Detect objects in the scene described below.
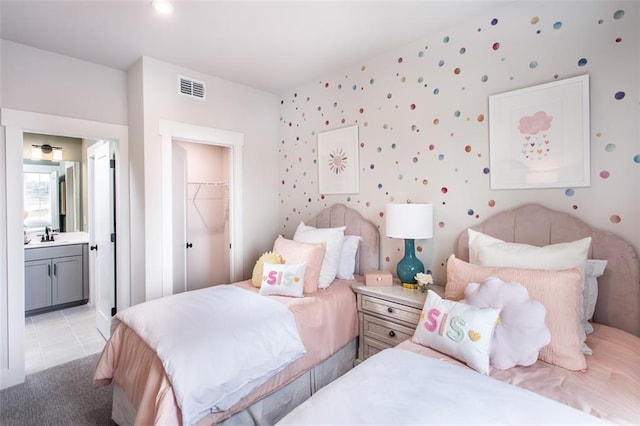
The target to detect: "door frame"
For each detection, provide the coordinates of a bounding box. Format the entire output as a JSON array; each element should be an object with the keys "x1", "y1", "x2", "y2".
[
  {"x1": 0, "y1": 108, "x2": 130, "y2": 389},
  {"x1": 159, "y1": 120, "x2": 243, "y2": 297}
]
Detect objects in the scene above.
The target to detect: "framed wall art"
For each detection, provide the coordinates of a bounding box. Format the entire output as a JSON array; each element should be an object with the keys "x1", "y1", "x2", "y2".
[
  {"x1": 488, "y1": 74, "x2": 590, "y2": 189},
  {"x1": 317, "y1": 124, "x2": 359, "y2": 194}
]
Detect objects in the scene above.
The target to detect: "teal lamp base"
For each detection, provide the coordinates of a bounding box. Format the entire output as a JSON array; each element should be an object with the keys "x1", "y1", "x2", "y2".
[{"x1": 397, "y1": 239, "x2": 425, "y2": 287}]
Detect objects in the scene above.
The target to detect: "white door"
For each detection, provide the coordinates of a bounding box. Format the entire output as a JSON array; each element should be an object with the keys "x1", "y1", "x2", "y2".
[
  {"x1": 171, "y1": 142, "x2": 188, "y2": 294},
  {"x1": 88, "y1": 141, "x2": 116, "y2": 339}
]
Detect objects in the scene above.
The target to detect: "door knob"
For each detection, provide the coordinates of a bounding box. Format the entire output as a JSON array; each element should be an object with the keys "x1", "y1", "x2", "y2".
[
  {"x1": 186, "y1": 242, "x2": 193, "y2": 249},
  {"x1": 90, "y1": 245, "x2": 98, "y2": 251}
]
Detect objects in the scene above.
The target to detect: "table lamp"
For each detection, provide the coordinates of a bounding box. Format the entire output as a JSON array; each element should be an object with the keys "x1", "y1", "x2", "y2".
[{"x1": 385, "y1": 203, "x2": 433, "y2": 288}]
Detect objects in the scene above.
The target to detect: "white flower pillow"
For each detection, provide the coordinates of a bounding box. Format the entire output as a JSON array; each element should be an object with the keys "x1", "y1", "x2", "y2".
[
  {"x1": 463, "y1": 277, "x2": 551, "y2": 370},
  {"x1": 413, "y1": 290, "x2": 500, "y2": 375},
  {"x1": 293, "y1": 222, "x2": 345, "y2": 288},
  {"x1": 259, "y1": 262, "x2": 306, "y2": 298}
]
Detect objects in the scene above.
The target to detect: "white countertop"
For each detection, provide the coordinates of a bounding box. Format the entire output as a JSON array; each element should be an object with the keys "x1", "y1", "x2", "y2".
[{"x1": 24, "y1": 231, "x2": 90, "y2": 249}]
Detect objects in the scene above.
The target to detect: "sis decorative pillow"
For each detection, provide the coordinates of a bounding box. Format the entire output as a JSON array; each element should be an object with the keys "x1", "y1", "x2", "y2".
[
  {"x1": 413, "y1": 289, "x2": 500, "y2": 375},
  {"x1": 259, "y1": 262, "x2": 306, "y2": 298},
  {"x1": 445, "y1": 255, "x2": 586, "y2": 371},
  {"x1": 463, "y1": 277, "x2": 551, "y2": 370},
  {"x1": 273, "y1": 235, "x2": 325, "y2": 294},
  {"x1": 251, "y1": 251, "x2": 284, "y2": 288},
  {"x1": 293, "y1": 222, "x2": 346, "y2": 288}
]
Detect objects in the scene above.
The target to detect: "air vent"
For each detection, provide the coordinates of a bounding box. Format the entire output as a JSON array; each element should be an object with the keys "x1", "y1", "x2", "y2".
[{"x1": 178, "y1": 75, "x2": 206, "y2": 100}]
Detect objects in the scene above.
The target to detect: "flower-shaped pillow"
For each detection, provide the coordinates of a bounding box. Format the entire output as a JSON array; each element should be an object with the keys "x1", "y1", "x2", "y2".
[{"x1": 464, "y1": 277, "x2": 551, "y2": 370}]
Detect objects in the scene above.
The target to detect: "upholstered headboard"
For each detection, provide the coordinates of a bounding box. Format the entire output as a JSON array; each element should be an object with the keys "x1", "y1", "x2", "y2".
[
  {"x1": 307, "y1": 204, "x2": 380, "y2": 275},
  {"x1": 455, "y1": 204, "x2": 640, "y2": 337}
]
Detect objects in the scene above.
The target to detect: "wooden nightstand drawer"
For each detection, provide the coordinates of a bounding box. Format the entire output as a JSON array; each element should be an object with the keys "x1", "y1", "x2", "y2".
[
  {"x1": 361, "y1": 295, "x2": 422, "y2": 327},
  {"x1": 362, "y1": 336, "x2": 389, "y2": 359},
  {"x1": 362, "y1": 313, "x2": 415, "y2": 347}
]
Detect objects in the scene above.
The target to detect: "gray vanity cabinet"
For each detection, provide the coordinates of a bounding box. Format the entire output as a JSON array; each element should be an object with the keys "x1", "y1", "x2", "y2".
[{"x1": 24, "y1": 244, "x2": 89, "y2": 314}]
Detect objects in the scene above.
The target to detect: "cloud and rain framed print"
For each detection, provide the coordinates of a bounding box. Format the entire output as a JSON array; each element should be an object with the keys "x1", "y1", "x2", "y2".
[{"x1": 488, "y1": 75, "x2": 590, "y2": 189}]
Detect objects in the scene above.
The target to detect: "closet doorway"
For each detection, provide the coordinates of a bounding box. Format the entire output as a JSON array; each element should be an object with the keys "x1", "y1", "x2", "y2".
[{"x1": 172, "y1": 140, "x2": 231, "y2": 292}]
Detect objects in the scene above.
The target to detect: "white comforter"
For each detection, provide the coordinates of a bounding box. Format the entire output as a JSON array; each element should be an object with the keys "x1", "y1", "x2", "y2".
[
  {"x1": 278, "y1": 348, "x2": 604, "y2": 425},
  {"x1": 116, "y1": 284, "x2": 306, "y2": 426}
]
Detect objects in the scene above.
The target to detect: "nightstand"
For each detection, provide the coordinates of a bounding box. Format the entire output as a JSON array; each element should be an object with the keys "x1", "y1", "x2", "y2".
[{"x1": 352, "y1": 283, "x2": 445, "y2": 362}]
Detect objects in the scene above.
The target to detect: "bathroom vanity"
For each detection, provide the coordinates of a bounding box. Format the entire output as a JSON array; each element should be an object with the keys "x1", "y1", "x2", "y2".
[{"x1": 24, "y1": 232, "x2": 89, "y2": 315}]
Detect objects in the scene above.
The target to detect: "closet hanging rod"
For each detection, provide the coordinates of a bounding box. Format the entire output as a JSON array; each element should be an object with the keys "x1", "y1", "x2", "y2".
[{"x1": 187, "y1": 181, "x2": 228, "y2": 186}]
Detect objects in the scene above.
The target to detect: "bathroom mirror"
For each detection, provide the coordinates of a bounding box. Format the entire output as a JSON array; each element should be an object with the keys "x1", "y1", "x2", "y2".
[{"x1": 23, "y1": 133, "x2": 84, "y2": 234}]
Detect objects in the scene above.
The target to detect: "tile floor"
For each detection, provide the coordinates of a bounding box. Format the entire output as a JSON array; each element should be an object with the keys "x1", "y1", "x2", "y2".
[{"x1": 24, "y1": 304, "x2": 107, "y2": 375}]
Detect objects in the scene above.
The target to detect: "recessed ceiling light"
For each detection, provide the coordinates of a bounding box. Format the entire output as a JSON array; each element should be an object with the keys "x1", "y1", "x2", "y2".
[{"x1": 152, "y1": 0, "x2": 174, "y2": 15}]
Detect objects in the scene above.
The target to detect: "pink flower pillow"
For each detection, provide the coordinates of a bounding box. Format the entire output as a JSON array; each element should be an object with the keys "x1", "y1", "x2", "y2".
[{"x1": 464, "y1": 277, "x2": 551, "y2": 370}]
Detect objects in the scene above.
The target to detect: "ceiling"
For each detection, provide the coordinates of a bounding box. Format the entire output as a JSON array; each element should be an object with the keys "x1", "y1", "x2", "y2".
[{"x1": 0, "y1": 1, "x2": 506, "y2": 94}]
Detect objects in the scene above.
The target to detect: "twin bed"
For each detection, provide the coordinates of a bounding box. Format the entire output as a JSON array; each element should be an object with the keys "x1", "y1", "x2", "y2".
[{"x1": 94, "y1": 203, "x2": 640, "y2": 425}]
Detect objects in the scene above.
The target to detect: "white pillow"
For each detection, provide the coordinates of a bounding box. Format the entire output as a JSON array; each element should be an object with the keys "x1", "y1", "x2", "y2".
[
  {"x1": 412, "y1": 289, "x2": 500, "y2": 375},
  {"x1": 584, "y1": 259, "x2": 607, "y2": 334},
  {"x1": 336, "y1": 235, "x2": 362, "y2": 280},
  {"x1": 467, "y1": 229, "x2": 592, "y2": 354},
  {"x1": 259, "y1": 262, "x2": 306, "y2": 298},
  {"x1": 293, "y1": 222, "x2": 345, "y2": 288}
]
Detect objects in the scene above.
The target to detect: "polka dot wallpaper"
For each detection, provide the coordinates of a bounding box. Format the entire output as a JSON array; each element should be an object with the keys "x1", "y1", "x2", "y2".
[{"x1": 277, "y1": 2, "x2": 639, "y2": 284}]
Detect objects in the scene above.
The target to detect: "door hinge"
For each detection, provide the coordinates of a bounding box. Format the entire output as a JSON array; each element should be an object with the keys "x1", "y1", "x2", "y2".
[
  {"x1": 111, "y1": 307, "x2": 117, "y2": 316},
  {"x1": 110, "y1": 233, "x2": 116, "y2": 243},
  {"x1": 110, "y1": 159, "x2": 116, "y2": 169}
]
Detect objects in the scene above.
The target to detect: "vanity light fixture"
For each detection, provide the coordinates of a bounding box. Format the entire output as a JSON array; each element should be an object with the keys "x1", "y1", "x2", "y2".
[
  {"x1": 152, "y1": 0, "x2": 174, "y2": 15},
  {"x1": 32, "y1": 144, "x2": 63, "y2": 162}
]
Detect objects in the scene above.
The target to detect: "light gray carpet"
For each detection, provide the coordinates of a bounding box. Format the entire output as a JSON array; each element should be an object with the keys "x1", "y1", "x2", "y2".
[{"x1": 0, "y1": 353, "x2": 114, "y2": 425}]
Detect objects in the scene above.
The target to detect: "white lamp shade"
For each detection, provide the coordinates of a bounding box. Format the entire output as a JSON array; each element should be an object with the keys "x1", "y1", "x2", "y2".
[{"x1": 385, "y1": 203, "x2": 433, "y2": 239}]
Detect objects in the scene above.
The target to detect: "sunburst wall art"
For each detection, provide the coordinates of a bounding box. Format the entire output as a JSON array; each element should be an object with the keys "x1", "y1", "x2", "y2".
[{"x1": 317, "y1": 124, "x2": 360, "y2": 194}]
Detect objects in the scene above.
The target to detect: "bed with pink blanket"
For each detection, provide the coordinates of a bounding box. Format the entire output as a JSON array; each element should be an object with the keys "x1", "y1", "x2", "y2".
[
  {"x1": 279, "y1": 204, "x2": 640, "y2": 425},
  {"x1": 93, "y1": 204, "x2": 380, "y2": 425}
]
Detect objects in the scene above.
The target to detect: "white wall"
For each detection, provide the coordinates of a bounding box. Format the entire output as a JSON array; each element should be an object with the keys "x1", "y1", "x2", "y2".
[
  {"x1": 1, "y1": 40, "x2": 128, "y2": 124},
  {"x1": 131, "y1": 57, "x2": 280, "y2": 301}
]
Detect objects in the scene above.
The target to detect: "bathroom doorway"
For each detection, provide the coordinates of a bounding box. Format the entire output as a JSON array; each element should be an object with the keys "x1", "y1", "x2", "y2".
[{"x1": 172, "y1": 140, "x2": 231, "y2": 292}]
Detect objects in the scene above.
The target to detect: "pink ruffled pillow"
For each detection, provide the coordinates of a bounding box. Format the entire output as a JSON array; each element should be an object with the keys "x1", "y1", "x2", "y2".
[{"x1": 464, "y1": 277, "x2": 551, "y2": 370}]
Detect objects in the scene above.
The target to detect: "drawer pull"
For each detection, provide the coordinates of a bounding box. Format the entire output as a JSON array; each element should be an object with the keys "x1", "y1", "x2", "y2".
[
  {"x1": 388, "y1": 330, "x2": 396, "y2": 337},
  {"x1": 387, "y1": 307, "x2": 393, "y2": 313}
]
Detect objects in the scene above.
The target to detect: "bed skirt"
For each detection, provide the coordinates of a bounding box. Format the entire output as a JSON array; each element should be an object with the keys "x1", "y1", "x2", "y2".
[{"x1": 111, "y1": 338, "x2": 358, "y2": 425}]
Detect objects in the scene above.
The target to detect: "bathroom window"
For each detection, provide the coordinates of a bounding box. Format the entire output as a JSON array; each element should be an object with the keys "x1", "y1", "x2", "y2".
[{"x1": 23, "y1": 165, "x2": 59, "y2": 232}]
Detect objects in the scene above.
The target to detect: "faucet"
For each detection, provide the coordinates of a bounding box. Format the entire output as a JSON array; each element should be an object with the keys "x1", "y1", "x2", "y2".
[{"x1": 40, "y1": 226, "x2": 55, "y2": 242}]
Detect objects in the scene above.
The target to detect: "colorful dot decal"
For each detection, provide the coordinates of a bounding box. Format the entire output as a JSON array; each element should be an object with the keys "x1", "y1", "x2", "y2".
[{"x1": 277, "y1": 5, "x2": 636, "y2": 273}]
